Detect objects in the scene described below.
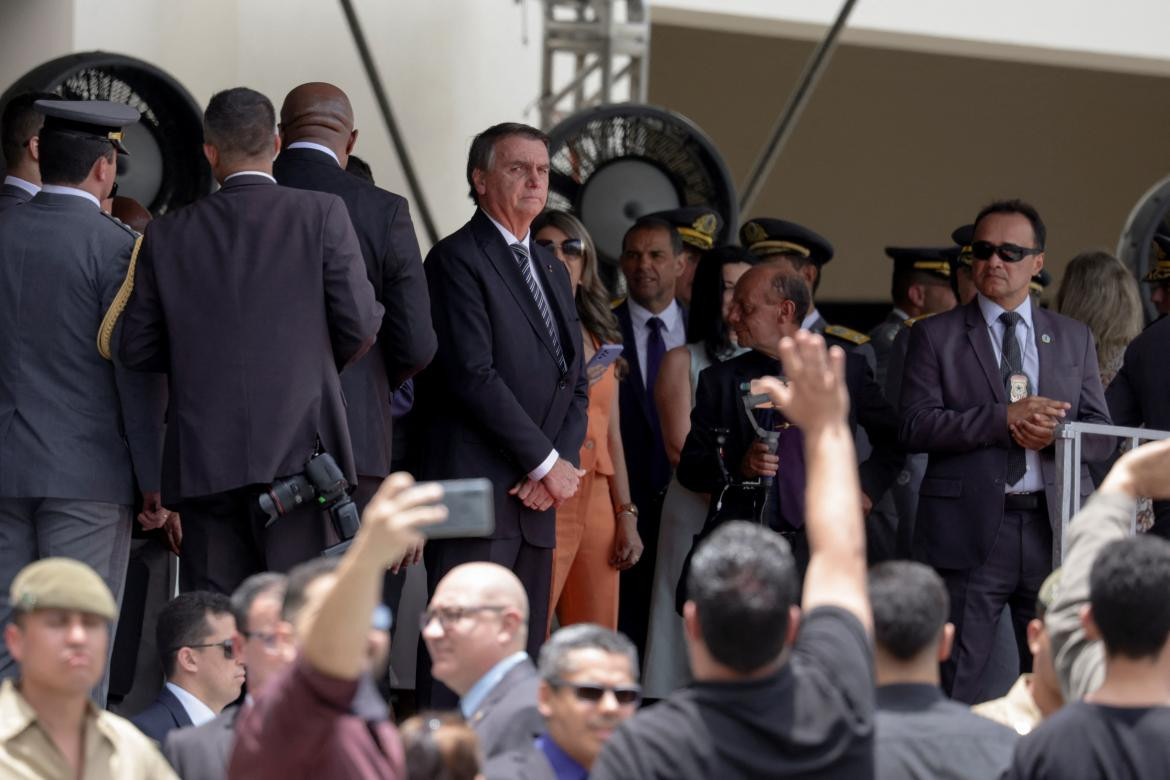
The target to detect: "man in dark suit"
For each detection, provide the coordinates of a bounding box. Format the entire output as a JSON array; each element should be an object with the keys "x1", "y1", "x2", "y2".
[
  {"x1": 900, "y1": 199, "x2": 1112, "y2": 703},
  {"x1": 0, "y1": 99, "x2": 166, "y2": 705},
  {"x1": 0, "y1": 92, "x2": 54, "y2": 213},
  {"x1": 273, "y1": 82, "x2": 436, "y2": 607},
  {"x1": 131, "y1": 592, "x2": 243, "y2": 744},
  {"x1": 116, "y1": 87, "x2": 382, "y2": 595},
  {"x1": 612, "y1": 216, "x2": 688, "y2": 656},
  {"x1": 678, "y1": 265, "x2": 901, "y2": 575},
  {"x1": 1107, "y1": 314, "x2": 1170, "y2": 536},
  {"x1": 412, "y1": 123, "x2": 588, "y2": 705}
]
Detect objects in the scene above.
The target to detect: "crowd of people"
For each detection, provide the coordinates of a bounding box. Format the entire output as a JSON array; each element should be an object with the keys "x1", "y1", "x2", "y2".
[{"x1": 0, "y1": 78, "x2": 1168, "y2": 780}]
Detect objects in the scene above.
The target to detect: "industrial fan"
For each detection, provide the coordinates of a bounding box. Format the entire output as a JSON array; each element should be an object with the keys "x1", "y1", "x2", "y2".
[
  {"x1": 1117, "y1": 173, "x2": 1170, "y2": 323},
  {"x1": 0, "y1": 52, "x2": 211, "y2": 215},
  {"x1": 546, "y1": 103, "x2": 737, "y2": 266}
]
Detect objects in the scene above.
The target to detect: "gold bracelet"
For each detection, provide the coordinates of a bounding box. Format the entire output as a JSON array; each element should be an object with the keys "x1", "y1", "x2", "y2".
[{"x1": 615, "y1": 503, "x2": 638, "y2": 518}]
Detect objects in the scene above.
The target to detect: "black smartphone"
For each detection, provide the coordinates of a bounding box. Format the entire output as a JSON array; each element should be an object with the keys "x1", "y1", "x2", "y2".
[{"x1": 426, "y1": 478, "x2": 495, "y2": 539}]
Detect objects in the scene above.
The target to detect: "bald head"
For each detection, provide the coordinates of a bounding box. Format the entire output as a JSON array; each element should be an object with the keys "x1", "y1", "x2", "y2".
[
  {"x1": 441, "y1": 562, "x2": 529, "y2": 624},
  {"x1": 279, "y1": 82, "x2": 357, "y2": 164}
]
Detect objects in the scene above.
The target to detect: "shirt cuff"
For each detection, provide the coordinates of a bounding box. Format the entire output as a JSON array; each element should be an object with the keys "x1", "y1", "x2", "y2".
[{"x1": 529, "y1": 450, "x2": 559, "y2": 481}]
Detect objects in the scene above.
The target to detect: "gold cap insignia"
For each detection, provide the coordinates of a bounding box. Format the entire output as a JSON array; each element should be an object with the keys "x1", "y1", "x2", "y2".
[
  {"x1": 693, "y1": 213, "x2": 718, "y2": 237},
  {"x1": 743, "y1": 221, "x2": 768, "y2": 246}
]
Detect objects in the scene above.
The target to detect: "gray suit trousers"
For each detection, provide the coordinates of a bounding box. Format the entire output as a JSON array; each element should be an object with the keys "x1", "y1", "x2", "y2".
[{"x1": 0, "y1": 498, "x2": 132, "y2": 705}]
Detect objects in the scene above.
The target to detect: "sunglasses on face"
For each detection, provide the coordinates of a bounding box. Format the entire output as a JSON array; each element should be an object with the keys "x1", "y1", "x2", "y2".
[
  {"x1": 970, "y1": 241, "x2": 1042, "y2": 264},
  {"x1": 182, "y1": 638, "x2": 236, "y2": 660},
  {"x1": 535, "y1": 238, "x2": 584, "y2": 257},
  {"x1": 548, "y1": 677, "x2": 642, "y2": 705}
]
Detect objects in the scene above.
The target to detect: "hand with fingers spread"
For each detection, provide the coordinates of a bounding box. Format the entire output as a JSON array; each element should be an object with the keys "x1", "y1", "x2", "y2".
[{"x1": 751, "y1": 331, "x2": 850, "y2": 433}]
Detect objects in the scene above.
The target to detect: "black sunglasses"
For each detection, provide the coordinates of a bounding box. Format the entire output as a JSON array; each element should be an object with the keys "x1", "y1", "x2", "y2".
[
  {"x1": 970, "y1": 241, "x2": 1042, "y2": 264},
  {"x1": 182, "y1": 639, "x2": 236, "y2": 660},
  {"x1": 535, "y1": 238, "x2": 584, "y2": 257},
  {"x1": 548, "y1": 677, "x2": 642, "y2": 705}
]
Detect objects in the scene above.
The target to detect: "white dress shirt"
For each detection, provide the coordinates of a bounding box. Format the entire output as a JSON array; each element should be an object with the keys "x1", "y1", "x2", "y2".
[
  {"x1": 3, "y1": 175, "x2": 39, "y2": 197},
  {"x1": 800, "y1": 307, "x2": 823, "y2": 332},
  {"x1": 224, "y1": 170, "x2": 277, "y2": 184},
  {"x1": 40, "y1": 184, "x2": 100, "y2": 209},
  {"x1": 285, "y1": 141, "x2": 341, "y2": 166},
  {"x1": 627, "y1": 297, "x2": 685, "y2": 387},
  {"x1": 484, "y1": 211, "x2": 558, "y2": 481},
  {"x1": 977, "y1": 293, "x2": 1043, "y2": 493},
  {"x1": 165, "y1": 682, "x2": 216, "y2": 727}
]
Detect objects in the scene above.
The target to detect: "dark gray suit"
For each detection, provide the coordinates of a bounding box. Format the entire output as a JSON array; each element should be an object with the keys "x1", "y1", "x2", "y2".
[
  {"x1": 130, "y1": 685, "x2": 194, "y2": 744},
  {"x1": 900, "y1": 298, "x2": 1111, "y2": 701},
  {"x1": 467, "y1": 658, "x2": 545, "y2": 762},
  {"x1": 164, "y1": 703, "x2": 239, "y2": 780},
  {"x1": 0, "y1": 181, "x2": 34, "y2": 214},
  {"x1": 0, "y1": 190, "x2": 165, "y2": 697}
]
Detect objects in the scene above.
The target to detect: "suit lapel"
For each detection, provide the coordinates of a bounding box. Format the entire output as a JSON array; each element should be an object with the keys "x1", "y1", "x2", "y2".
[
  {"x1": 161, "y1": 687, "x2": 194, "y2": 728},
  {"x1": 471, "y1": 210, "x2": 562, "y2": 371},
  {"x1": 616, "y1": 302, "x2": 654, "y2": 424},
  {"x1": 963, "y1": 301, "x2": 1007, "y2": 401}
]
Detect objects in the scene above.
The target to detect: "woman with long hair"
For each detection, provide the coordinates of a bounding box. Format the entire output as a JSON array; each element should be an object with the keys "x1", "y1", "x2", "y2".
[
  {"x1": 642, "y1": 244, "x2": 760, "y2": 697},
  {"x1": 532, "y1": 210, "x2": 643, "y2": 631},
  {"x1": 1055, "y1": 250, "x2": 1143, "y2": 387}
]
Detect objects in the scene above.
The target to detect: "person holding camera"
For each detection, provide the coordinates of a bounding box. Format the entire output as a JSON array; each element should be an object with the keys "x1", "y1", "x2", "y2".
[{"x1": 115, "y1": 87, "x2": 382, "y2": 595}]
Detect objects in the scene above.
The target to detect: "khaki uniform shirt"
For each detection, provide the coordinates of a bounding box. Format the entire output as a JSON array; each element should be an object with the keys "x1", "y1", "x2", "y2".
[
  {"x1": 0, "y1": 679, "x2": 177, "y2": 780},
  {"x1": 973, "y1": 674, "x2": 1043, "y2": 735}
]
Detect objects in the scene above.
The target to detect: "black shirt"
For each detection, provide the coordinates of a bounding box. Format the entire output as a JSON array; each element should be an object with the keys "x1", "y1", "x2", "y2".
[
  {"x1": 591, "y1": 606, "x2": 874, "y2": 779},
  {"x1": 874, "y1": 683, "x2": 1016, "y2": 779},
  {"x1": 1004, "y1": 701, "x2": 1170, "y2": 780}
]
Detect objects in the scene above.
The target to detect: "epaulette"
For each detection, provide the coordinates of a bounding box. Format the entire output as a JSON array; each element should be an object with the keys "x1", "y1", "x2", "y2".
[
  {"x1": 100, "y1": 210, "x2": 140, "y2": 238},
  {"x1": 610, "y1": 296, "x2": 626, "y2": 310},
  {"x1": 96, "y1": 234, "x2": 144, "y2": 360},
  {"x1": 903, "y1": 313, "x2": 937, "y2": 328},
  {"x1": 823, "y1": 324, "x2": 870, "y2": 345}
]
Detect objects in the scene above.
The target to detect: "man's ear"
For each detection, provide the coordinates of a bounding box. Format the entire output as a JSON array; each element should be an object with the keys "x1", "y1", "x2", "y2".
[
  {"x1": 202, "y1": 143, "x2": 218, "y2": 169},
  {"x1": 536, "y1": 680, "x2": 554, "y2": 718},
  {"x1": 777, "y1": 298, "x2": 796, "y2": 325},
  {"x1": 938, "y1": 622, "x2": 955, "y2": 663},
  {"x1": 27, "y1": 135, "x2": 39, "y2": 163},
  {"x1": 177, "y1": 646, "x2": 199, "y2": 674},
  {"x1": 683, "y1": 601, "x2": 701, "y2": 641},
  {"x1": 1026, "y1": 618, "x2": 1044, "y2": 655},
  {"x1": 1079, "y1": 604, "x2": 1101, "y2": 641},
  {"x1": 785, "y1": 604, "x2": 801, "y2": 647},
  {"x1": 472, "y1": 167, "x2": 488, "y2": 198},
  {"x1": 272, "y1": 133, "x2": 282, "y2": 160},
  {"x1": 346, "y1": 128, "x2": 358, "y2": 156},
  {"x1": 907, "y1": 283, "x2": 926, "y2": 310},
  {"x1": 4, "y1": 622, "x2": 23, "y2": 665}
]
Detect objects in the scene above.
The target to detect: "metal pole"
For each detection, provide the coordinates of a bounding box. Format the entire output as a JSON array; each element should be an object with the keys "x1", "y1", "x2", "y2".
[
  {"x1": 737, "y1": 0, "x2": 859, "y2": 216},
  {"x1": 339, "y1": 0, "x2": 440, "y2": 245}
]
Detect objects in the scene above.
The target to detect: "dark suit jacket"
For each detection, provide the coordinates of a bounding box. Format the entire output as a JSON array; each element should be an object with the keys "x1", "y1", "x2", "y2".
[
  {"x1": 118, "y1": 174, "x2": 382, "y2": 501},
  {"x1": 468, "y1": 658, "x2": 545, "y2": 761},
  {"x1": 413, "y1": 209, "x2": 588, "y2": 547},
  {"x1": 0, "y1": 182, "x2": 33, "y2": 214},
  {"x1": 273, "y1": 148, "x2": 436, "y2": 477},
  {"x1": 130, "y1": 686, "x2": 193, "y2": 745},
  {"x1": 614, "y1": 301, "x2": 674, "y2": 515},
  {"x1": 164, "y1": 703, "x2": 239, "y2": 780},
  {"x1": 0, "y1": 191, "x2": 164, "y2": 504},
  {"x1": 1107, "y1": 315, "x2": 1170, "y2": 432},
  {"x1": 677, "y1": 348, "x2": 903, "y2": 522},
  {"x1": 900, "y1": 300, "x2": 1112, "y2": 569}
]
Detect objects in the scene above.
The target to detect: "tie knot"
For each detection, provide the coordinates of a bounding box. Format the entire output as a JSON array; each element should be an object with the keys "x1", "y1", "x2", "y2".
[
  {"x1": 648, "y1": 316, "x2": 665, "y2": 333},
  {"x1": 999, "y1": 311, "x2": 1022, "y2": 328},
  {"x1": 510, "y1": 242, "x2": 529, "y2": 261}
]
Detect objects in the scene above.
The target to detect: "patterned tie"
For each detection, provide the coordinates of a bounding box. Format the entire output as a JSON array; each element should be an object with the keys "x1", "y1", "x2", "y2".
[
  {"x1": 999, "y1": 311, "x2": 1027, "y2": 485},
  {"x1": 510, "y1": 243, "x2": 567, "y2": 374},
  {"x1": 645, "y1": 316, "x2": 666, "y2": 397}
]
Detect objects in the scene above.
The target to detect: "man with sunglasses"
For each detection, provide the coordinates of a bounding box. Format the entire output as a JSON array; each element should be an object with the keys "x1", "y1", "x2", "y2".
[
  {"x1": 900, "y1": 199, "x2": 1112, "y2": 704},
  {"x1": 485, "y1": 624, "x2": 640, "y2": 779},
  {"x1": 131, "y1": 591, "x2": 244, "y2": 744}
]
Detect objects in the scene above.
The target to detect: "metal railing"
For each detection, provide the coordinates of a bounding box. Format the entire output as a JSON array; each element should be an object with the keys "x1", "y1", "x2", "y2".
[{"x1": 1054, "y1": 421, "x2": 1170, "y2": 563}]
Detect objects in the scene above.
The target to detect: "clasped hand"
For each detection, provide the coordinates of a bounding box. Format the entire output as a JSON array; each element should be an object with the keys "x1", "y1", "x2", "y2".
[
  {"x1": 509, "y1": 457, "x2": 585, "y2": 511},
  {"x1": 1007, "y1": 396, "x2": 1070, "y2": 450}
]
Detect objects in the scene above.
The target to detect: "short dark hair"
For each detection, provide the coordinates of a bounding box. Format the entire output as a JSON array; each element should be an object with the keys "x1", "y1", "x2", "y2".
[
  {"x1": 973, "y1": 199, "x2": 1046, "y2": 251},
  {"x1": 764, "y1": 265, "x2": 811, "y2": 323},
  {"x1": 623, "y1": 216, "x2": 684, "y2": 256},
  {"x1": 465, "y1": 122, "x2": 549, "y2": 205},
  {"x1": 157, "y1": 591, "x2": 233, "y2": 678},
  {"x1": 868, "y1": 561, "x2": 949, "y2": 661},
  {"x1": 230, "y1": 572, "x2": 286, "y2": 635},
  {"x1": 37, "y1": 129, "x2": 114, "y2": 186},
  {"x1": 282, "y1": 557, "x2": 341, "y2": 623},
  {"x1": 892, "y1": 269, "x2": 947, "y2": 307},
  {"x1": 1090, "y1": 536, "x2": 1170, "y2": 659},
  {"x1": 686, "y1": 521, "x2": 798, "y2": 673},
  {"x1": 538, "y1": 623, "x2": 640, "y2": 683},
  {"x1": 203, "y1": 87, "x2": 276, "y2": 159},
  {"x1": 401, "y1": 710, "x2": 481, "y2": 780},
  {"x1": 687, "y1": 245, "x2": 764, "y2": 362},
  {"x1": 2, "y1": 92, "x2": 54, "y2": 167}
]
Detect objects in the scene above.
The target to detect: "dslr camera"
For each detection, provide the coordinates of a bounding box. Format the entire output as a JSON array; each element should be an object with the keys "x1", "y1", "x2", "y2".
[{"x1": 259, "y1": 451, "x2": 360, "y2": 555}]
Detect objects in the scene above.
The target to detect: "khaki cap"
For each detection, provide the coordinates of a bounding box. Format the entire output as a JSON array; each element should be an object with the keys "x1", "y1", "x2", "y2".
[{"x1": 9, "y1": 558, "x2": 117, "y2": 621}]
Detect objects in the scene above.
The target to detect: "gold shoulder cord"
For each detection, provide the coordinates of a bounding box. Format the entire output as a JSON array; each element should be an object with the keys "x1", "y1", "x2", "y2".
[{"x1": 97, "y1": 235, "x2": 143, "y2": 360}]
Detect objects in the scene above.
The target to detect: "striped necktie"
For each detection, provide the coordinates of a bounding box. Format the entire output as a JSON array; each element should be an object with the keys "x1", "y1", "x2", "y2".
[{"x1": 510, "y1": 242, "x2": 567, "y2": 374}]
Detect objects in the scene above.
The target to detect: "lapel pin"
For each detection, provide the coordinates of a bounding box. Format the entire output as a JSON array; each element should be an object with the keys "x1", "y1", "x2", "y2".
[{"x1": 1041, "y1": 334, "x2": 1052, "y2": 344}]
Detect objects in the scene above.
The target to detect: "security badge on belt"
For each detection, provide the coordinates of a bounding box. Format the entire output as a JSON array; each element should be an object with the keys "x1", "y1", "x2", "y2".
[{"x1": 1009, "y1": 374, "x2": 1030, "y2": 403}]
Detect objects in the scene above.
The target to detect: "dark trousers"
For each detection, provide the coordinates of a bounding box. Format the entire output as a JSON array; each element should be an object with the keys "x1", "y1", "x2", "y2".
[
  {"x1": 939, "y1": 503, "x2": 1052, "y2": 703},
  {"x1": 178, "y1": 485, "x2": 328, "y2": 595},
  {"x1": 416, "y1": 536, "x2": 553, "y2": 709}
]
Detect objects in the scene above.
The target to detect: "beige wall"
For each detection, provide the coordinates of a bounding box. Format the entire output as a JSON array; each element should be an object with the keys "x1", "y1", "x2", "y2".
[{"x1": 648, "y1": 23, "x2": 1170, "y2": 302}]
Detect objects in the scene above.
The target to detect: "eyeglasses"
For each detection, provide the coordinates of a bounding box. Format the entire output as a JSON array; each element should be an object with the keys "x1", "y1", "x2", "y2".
[
  {"x1": 420, "y1": 605, "x2": 507, "y2": 630},
  {"x1": 535, "y1": 238, "x2": 584, "y2": 257},
  {"x1": 182, "y1": 639, "x2": 236, "y2": 659},
  {"x1": 548, "y1": 677, "x2": 642, "y2": 705},
  {"x1": 242, "y1": 630, "x2": 280, "y2": 650},
  {"x1": 970, "y1": 241, "x2": 1042, "y2": 264}
]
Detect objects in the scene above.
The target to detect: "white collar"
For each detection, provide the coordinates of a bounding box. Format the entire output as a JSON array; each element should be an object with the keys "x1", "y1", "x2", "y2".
[
  {"x1": 40, "y1": 184, "x2": 100, "y2": 209},
  {"x1": 627, "y1": 296, "x2": 683, "y2": 333},
  {"x1": 285, "y1": 141, "x2": 341, "y2": 167},
  {"x1": 165, "y1": 682, "x2": 216, "y2": 727},
  {"x1": 891, "y1": 307, "x2": 911, "y2": 322},
  {"x1": 800, "y1": 307, "x2": 822, "y2": 332},
  {"x1": 977, "y1": 293, "x2": 1034, "y2": 331},
  {"x1": 483, "y1": 209, "x2": 530, "y2": 250},
  {"x1": 3, "y1": 175, "x2": 39, "y2": 197},
  {"x1": 224, "y1": 171, "x2": 277, "y2": 184}
]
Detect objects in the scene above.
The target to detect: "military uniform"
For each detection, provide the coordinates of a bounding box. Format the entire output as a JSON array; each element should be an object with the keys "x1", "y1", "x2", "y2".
[
  {"x1": 869, "y1": 246, "x2": 955, "y2": 390},
  {"x1": 645, "y1": 205, "x2": 723, "y2": 309}
]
